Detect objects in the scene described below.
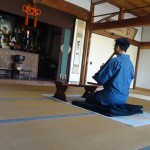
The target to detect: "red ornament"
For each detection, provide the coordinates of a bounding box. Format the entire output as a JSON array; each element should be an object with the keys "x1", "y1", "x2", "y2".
[{"x1": 22, "y1": 2, "x2": 41, "y2": 28}]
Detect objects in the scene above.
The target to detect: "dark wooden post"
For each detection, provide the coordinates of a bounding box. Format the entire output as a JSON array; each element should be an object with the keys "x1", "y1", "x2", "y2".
[
  {"x1": 133, "y1": 46, "x2": 141, "y2": 89},
  {"x1": 80, "y1": 3, "x2": 94, "y2": 85},
  {"x1": 118, "y1": 7, "x2": 125, "y2": 20}
]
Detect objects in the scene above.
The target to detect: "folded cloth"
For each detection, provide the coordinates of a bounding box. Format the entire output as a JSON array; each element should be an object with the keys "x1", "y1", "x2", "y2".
[{"x1": 72, "y1": 101, "x2": 143, "y2": 117}]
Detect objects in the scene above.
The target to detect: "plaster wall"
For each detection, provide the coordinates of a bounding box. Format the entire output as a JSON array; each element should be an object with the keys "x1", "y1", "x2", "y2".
[
  {"x1": 141, "y1": 26, "x2": 150, "y2": 42},
  {"x1": 136, "y1": 26, "x2": 150, "y2": 89},
  {"x1": 136, "y1": 49, "x2": 150, "y2": 89}
]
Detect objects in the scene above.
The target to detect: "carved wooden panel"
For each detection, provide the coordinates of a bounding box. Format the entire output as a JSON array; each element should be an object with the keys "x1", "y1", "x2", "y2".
[{"x1": 105, "y1": 27, "x2": 138, "y2": 40}]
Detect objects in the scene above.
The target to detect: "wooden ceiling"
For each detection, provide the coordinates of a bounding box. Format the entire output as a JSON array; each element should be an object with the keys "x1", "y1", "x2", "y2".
[
  {"x1": 40, "y1": 0, "x2": 150, "y2": 30},
  {"x1": 92, "y1": 0, "x2": 150, "y2": 17},
  {"x1": 91, "y1": 0, "x2": 150, "y2": 30},
  {"x1": 40, "y1": 0, "x2": 90, "y2": 20}
]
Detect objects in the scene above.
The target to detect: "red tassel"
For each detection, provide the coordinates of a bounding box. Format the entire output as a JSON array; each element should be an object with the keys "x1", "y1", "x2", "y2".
[
  {"x1": 25, "y1": 14, "x2": 28, "y2": 26},
  {"x1": 34, "y1": 17, "x2": 37, "y2": 28}
]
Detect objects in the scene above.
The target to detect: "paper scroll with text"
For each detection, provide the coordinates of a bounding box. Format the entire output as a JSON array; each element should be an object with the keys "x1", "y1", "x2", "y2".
[
  {"x1": 69, "y1": 19, "x2": 86, "y2": 83},
  {"x1": 105, "y1": 27, "x2": 137, "y2": 40}
]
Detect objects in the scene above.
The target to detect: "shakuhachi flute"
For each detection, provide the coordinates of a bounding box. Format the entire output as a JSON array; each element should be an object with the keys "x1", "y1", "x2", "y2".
[
  {"x1": 105, "y1": 52, "x2": 115, "y2": 64},
  {"x1": 100, "y1": 52, "x2": 115, "y2": 69},
  {"x1": 90, "y1": 52, "x2": 115, "y2": 85}
]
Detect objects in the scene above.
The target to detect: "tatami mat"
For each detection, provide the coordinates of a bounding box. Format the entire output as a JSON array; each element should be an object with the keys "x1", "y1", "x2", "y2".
[
  {"x1": 129, "y1": 93, "x2": 150, "y2": 101},
  {"x1": 44, "y1": 94, "x2": 150, "y2": 127},
  {"x1": 128, "y1": 98, "x2": 150, "y2": 111},
  {"x1": 0, "y1": 99, "x2": 92, "y2": 120},
  {"x1": 0, "y1": 84, "x2": 150, "y2": 150},
  {"x1": 130, "y1": 89, "x2": 150, "y2": 96},
  {"x1": 0, "y1": 116, "x2": 150, "y2": 150}
]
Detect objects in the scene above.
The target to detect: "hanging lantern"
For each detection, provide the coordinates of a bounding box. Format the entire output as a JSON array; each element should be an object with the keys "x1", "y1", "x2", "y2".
[{"x1": 22, "y1": 1, "x2": 41, "y2": 28}]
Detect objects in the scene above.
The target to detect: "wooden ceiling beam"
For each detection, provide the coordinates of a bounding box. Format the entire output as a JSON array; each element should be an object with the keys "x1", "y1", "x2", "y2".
[
  {"x1": 91, "y1": 15, "x2": 150, "y2": 30},
  {"x1": 140, "y1": 42, "x2": 150, "y2": 49},
  {"x1": 93, "y1": 30, "x2": 140, "y2": 46},
  {"x1": 41, "y1": 0, "x2": 90, "y2": 21}
]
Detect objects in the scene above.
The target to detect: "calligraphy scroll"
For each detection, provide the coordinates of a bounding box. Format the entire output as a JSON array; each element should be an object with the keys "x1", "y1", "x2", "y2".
[{"x1": 105, "y1": 27, "x2": 138, "y2": 40}]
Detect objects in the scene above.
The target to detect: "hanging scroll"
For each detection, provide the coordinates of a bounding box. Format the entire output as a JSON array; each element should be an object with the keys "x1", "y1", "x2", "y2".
[{"x1": 72, "y1": 20, "x2": 85, "y2": 74}]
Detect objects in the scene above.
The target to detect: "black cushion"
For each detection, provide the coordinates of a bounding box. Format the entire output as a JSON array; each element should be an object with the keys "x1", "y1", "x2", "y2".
[{"x1": 72, "y1": 101, "x2": 143, "y2": 117}]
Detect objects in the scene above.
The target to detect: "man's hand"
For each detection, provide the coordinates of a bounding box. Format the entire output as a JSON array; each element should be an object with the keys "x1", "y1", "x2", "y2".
[{"x1": 100, "y1": 63, "x2": 105, "y2": 69}]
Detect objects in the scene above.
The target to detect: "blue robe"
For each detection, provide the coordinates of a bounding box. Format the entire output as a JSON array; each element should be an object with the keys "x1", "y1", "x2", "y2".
[{"x1": 93, "y1": 54, "x2": 134, "y2": 105}]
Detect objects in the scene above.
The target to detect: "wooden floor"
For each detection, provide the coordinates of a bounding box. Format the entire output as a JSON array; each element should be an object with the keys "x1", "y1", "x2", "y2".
[{"x1": 0, "y1": 82, "x2": 150, "y2": 150}]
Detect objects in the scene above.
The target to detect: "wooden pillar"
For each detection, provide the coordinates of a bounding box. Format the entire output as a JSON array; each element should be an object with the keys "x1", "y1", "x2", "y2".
[
  {"x1": 118, "y1": 7, "x2": 125, "y2": 20},
  {"x1": 133, "y1": 46, "x2": 141, "y2": 89},
  {"x1": 80, "y1": 3, "x2": 94, "y2": 85}
]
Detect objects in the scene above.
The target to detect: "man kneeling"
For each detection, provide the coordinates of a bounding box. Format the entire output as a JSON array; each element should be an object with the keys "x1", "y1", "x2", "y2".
[{"x1": 86, "y1": 38, "x2": 134, "y2": 107}]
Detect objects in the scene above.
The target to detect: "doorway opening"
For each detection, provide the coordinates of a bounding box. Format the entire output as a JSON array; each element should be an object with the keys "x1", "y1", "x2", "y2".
[{"x1": 37, "y1": 23, "x2": 62, "y2": 81}]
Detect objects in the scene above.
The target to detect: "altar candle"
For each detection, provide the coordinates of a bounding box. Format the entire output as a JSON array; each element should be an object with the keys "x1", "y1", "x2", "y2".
[{"x1": 27, "y1": 30, "x2": 30, "y2": 38}]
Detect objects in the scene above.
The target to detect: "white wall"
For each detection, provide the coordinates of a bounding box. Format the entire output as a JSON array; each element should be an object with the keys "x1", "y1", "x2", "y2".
[
  {"x1": 141, "y1": 26, "x2": 150, "y2": 42},
  {"x1": 134, "y1": 27, "x2": 142, "y2": 41},
  {"x1": 135, "y1": 26, "x2": 150, "y2": 89},
  {"x1": 65, "y1": 0, "x2": 91, "y2": 11},
  {"x1": 136, "y1": 50, "x2": 150, "y2": 89},
  {"x1": 86, "y1": 34, "x2": 114, "y2": 84}
]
